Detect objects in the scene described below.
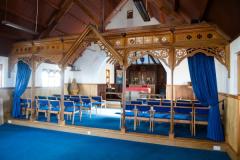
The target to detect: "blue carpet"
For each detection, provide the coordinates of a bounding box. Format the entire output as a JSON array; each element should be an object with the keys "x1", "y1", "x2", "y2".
[
  {"x1": 0, "y1": 124, "x2": 230, "y2": 160},
  {"x1": 33, "y1": 110, "x2": 208, "y2": 140}
]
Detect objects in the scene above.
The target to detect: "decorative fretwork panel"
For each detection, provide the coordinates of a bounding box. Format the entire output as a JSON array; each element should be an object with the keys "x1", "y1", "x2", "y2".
[
  {"x1": 97, "y1": 41, "x2": 121, "y2": 65},
  {"x1": 174, "y1": 47, "x2": 228, "y2": 69},
  {"x1": 127, "y1": 48, "x2": 170, "y2": 67},
  {"x1": 175, "y1": 30, "x2": 226, "y2": 43}
]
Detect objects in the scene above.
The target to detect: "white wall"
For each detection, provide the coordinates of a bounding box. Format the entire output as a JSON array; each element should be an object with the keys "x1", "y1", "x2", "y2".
[
  {"x1": 215, "y1": 59, "x2": 229, "y2": 93},
  {"x1": 229, "y1": 36, "x2": 240, "y2": 94},
  {"x1": 0, "y1": 56, "x2": 15, "y2": 87},
  {"x1": 73, "y1": 43, "x2": 115, "y2": 84},
  {"x1": 106, "y1": 0, "x2": 159, "y2": 30}
]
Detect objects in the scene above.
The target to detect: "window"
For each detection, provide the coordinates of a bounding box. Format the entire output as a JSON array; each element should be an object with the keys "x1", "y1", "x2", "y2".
[
  {"x1": 0, "y1": 64, "x2": 2, "y2": 88},
  {"x1": 41, "y1": 69, "x2": 60, "y2": 87}
]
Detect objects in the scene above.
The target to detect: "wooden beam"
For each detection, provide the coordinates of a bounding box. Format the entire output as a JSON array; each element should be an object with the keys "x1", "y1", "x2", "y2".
[
  {"x1": 68, "y1": 12, "x2": 86, "y2": 25},
  {"x1": 42, "y1": 0, "x2": 60, "y2": 10},
  {"x1": 149, "y1": 0, "x2": 186, "y2": 24},
  {"x1": 74, "y1": 0, "x2": 99, "y2": 25},
  {"x1": 0, "y1": 7, "x2": 47, "y2": 29},
  {"x1": 39, "y1": 0, "x2": 74, "y2": 38},
  {"x1": 104, "y1": 0, "x2": 128, "y2": 26}
]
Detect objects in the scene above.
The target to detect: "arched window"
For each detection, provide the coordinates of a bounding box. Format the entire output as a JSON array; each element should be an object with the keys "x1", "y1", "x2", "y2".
[
  {"x1": 41, "y1": 69, "x2": 60, "y2": 87},
  {"x1": 41, "y1": 69, "x2": 49, "y2": 87}
]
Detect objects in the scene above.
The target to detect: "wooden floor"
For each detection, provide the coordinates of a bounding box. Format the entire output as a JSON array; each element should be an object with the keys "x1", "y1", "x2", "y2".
[{"x1": 8, "y1": 119, "x2": 239, "y2": 160}]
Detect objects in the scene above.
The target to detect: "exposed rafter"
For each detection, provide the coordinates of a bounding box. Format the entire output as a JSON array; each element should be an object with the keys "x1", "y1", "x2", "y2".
[
  {"x1": 104, "y1": 0, "x2": 128, "y2": 26},
  {"x1": 149, "y1": 0, "x2": 186, "y2": 24},
  {"x1": 39, "y1": 0, "x2": 74, "y2": 38},
  {"x1": 42, "y1": 0, "x2": 60, "y2": 10},
  {"x1": 0, "y1": 7, "x2": 47, "y2": 29},
  {"x1": 74, "y1": 0, "x2": 99, "y2": 25}
]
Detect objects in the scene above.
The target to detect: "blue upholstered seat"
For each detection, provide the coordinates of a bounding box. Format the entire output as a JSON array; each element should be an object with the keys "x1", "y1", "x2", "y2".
[
  {"x1": 195, "y1": 115, "x2": 208, "y2": 121},
  {"x1": 167, "y1": 114, "x2": 192, "y2": 120},
  {"x1": 49, "y1": 100, "x2": 60, "y2": 112},
  {"x1": 37, "y1": 99, "x2": 49, "y2": 110},
  {"x1": 39, "y1": 106, "x2": 49, "y2": 110},
  {"x1": 154, "y1": 113, "x2": 169, "y2": 119},
  {"x1": 137, "y1": 112, "x2": 151, "y2": 118},
  {"x1": 125, "y1": 112, "x2": 135, "y2": 117}
]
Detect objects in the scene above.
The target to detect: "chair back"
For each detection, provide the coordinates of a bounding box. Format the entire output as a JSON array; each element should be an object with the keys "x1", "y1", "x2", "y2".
[
  {"x1": 49, "y1": 100, "x2": 60, "y2": 108},
  {"x1": 136, "y1": 105, "x2": 151, "y2": 112},
  {"x1": 136, "y1": 98, "x2": 147, "y2": 104},
  {"x1": 92, "y1": 96, "x2": 102, "y2": 102},
  {"x1": 125, "y1": 104, "x2": 135, "y2": 111},
  {"x1": 20, "y1": 98, "x2": 31, "y2": 108},
  {"x1": 69, "y1": 97, "x2": 81, "y2": 103},
  {"x1": 153, "y1": 106, "x2": 171, "y2": 113},
  {"x1": 130, "y1": 101, "x2": 142, "y2": 105},
  {"x1": 38, "y1": 96, "x2": 47, "y2": 99},
  {"x1": 37, "y1": 99, "x2": 49, "y2": 107},
  {"x1": 175, "y1": 102, "x2": 193, "y2": 114},
  {"x1": 64, "y1": 95, "x2": 70, "y2": 100},
  {"x1": 81, "y1": 96, "x2": 89, "y2": 99},
  {"x1": 176, "y1": 99, "x2": 192, "y2": 103},
  {"x1": 82, "y1": 98, "x2": 91, "y2": 104},
  {"x1": 48, "y1": 96, "x2": 57, "y2": 100},
  {"x1": 147, "y1": 100, "x2": 160, "y2": 106}
]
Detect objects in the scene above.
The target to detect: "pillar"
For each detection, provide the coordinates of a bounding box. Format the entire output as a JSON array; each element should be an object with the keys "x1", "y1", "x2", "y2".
[
  {"x1": 30, "y1": 59, "x2": 36, "y2": 121},
  {"x1": 121, "y1": 66, "x2": 127, "y2": 132},
  {"x1": 58, "y1": 65, "x2": 65, "y2": 125}
]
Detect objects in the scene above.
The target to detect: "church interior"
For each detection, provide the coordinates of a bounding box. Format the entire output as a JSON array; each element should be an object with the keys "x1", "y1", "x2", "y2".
[{"x1": 0, "y1": 0, "x2": 240, "y2": 159}]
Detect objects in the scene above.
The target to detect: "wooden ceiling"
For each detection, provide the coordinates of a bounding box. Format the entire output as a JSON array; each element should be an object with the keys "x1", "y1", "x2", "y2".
[{"x1": 0, "y1": 0, "x2": 240, "y2": 56}]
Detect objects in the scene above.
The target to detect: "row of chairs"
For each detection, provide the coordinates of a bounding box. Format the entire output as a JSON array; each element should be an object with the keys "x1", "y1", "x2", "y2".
[
  {"x1": 123, "y1": 100, "x2": 209, "y2": 136},
  {"x1": 20, "y1": 96, "x2": 106, "y2": 124},
  {"x1": 35, "y1": 95, "x2": 106, "y2": 109}
]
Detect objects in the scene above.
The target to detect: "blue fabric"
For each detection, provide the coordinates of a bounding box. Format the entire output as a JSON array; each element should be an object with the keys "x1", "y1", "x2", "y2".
[
  {"x1": 138, "y1": 112, "x2": 150, "y2": 118},
  {"x1": 195, "y1": 115, "x2": 209, "y2": 122},
  {"x1": 188, "y1": 53, "x2": 224, "y2": 141},
  {"x1": 0, "y1": 124, "x2": 230, "y2": 160},
  {"x1": 39, "y1": 106, "x2": 49, "y2": 111},
  {"x1": 154, "y1": 113, "x2": 169, "y2": 119},
  {"x1": 125, "y1": 112, "x2": 135, "y2": 117},
  {"x1": 50, "y1": 107, "x2": 60, "y2": 112},
  {"x1": 167, "y1": 114, "x2": 191, "y2": 120},
  {"x1": 12, "y1": 61, "x2": 31, "y2": 118}
]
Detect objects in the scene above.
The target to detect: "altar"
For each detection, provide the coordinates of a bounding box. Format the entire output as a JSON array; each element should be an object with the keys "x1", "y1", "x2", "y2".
[{"x1": 126, "y1": 86, "x2": 151, "y2": 101}]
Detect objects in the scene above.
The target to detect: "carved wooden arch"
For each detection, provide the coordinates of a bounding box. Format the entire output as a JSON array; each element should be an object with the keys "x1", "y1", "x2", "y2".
[
  {"x1": 60, "y1": 25, "x2": 123, "y2": 67},
  {"x1": 126, "y1": 49, "x2": 171, "y2": 68},
  {"x1": 174, "y1": 47, "x2": 229, "y2": 72}
]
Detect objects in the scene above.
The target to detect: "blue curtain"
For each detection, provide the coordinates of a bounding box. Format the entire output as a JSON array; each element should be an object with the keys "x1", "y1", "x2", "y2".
[
  {"x1": 188, "y1": 53, "x2": 224, "y2": 141},
  {"x1": 12, "y1": 61, "x2": 31, "y2": 118}
]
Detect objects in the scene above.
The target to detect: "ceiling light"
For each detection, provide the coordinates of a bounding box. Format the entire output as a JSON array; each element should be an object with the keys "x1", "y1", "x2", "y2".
[{"x1": 2, "y1": 20, "x2": 39, "y2": 35}]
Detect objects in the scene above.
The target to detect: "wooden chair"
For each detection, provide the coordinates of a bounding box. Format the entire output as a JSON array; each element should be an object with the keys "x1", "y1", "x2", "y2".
[
  {"x1": 151, "y1": 105, "x2": 171, "y2": 132},
  {"x1": 193, "y1": 103, "x2": 209, "y2": 136},
  {"x1": 48, "y1": 100, "x2": 61, "y2": 122},
  {"x1": 20, "y1": 98, "x2": 32, "y2": 119},
  {"x1": 172, "y1": 102, "x2": 194, "y2": 135},
  {"x1": 91, "y1": 96, "x2": 106, "y2": 110},
  {"x1": 64, "y1": 101, "x2": 80, "y2": 124},
  {"x1": 80, "y1": 98, "x2": 92, "y2": 119},
  {"x1": 36, "y1": 99, "x2": 49, "y2": 119},
  {"x1": 135, "y1": 105, "x2": 152, "y2": 131},
  {"x1": 121, "y1": 104, "x2": 137, "y2": 128}
]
